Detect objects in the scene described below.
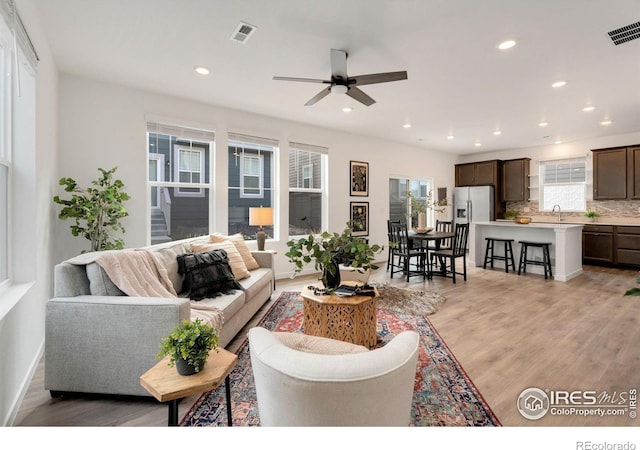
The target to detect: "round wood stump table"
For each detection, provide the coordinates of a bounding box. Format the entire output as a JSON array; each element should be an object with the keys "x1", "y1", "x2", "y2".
[{"x1": 300, "y1": 283, "x2": 379, "y2": 348}]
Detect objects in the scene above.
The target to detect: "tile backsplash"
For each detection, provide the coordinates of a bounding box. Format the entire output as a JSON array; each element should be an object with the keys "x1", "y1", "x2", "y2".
[{"x1": 507, "y1": 200, "x2": 640, "y2": 222}]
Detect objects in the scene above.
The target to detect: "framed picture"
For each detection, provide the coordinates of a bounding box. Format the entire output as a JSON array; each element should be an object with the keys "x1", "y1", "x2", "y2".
[
  {"x1": 350, "y1": 202, "x2": 369, "y2": 236},
  {"x1": 350, "y1": 160, "x2": 369, "y2": 196}
]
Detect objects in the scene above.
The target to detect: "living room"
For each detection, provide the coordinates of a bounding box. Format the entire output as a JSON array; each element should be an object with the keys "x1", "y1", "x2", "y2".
[{"x1": 1, "y1": 0, "x2": 639, "y2": 446}]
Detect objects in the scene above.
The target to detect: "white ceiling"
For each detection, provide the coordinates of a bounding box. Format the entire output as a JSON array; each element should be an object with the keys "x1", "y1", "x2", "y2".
[{"x1": 31, "y1": 0, "x2": 640, "y2": 155}]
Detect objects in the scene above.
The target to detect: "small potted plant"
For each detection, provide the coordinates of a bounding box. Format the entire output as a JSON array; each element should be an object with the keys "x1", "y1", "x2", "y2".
[
  {"x1": 504, "y1": 210, "x2": 519, "y2": 221},
  {"x1": 285, "y1": 224, "x2": 383, "y2": 290},
  {"x1": 156, "y1": 318, "x2": 219, "y2": 376},
  {"x1": 583, "y1": 210, "x2": 600, "y2": 222}
]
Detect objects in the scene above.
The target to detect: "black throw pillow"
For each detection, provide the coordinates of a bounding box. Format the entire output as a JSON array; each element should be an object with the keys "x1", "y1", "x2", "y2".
[{"x1": 177, "y1": 249, "x2": 244, "y2": 301}]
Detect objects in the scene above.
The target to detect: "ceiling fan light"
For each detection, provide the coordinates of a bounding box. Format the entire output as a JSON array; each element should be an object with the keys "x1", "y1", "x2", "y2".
[{"x1": 331, "y1": 85, "x2": 348, "y2": 95}]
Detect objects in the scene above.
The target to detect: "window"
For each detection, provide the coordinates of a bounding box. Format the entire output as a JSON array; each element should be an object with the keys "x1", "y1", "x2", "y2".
[
  {"x1": 228, "y1": 133, "x2": 278, "y2": 238},
  {"x1": 539, "y1": 158, "x2": 586, "y2": 211},
  {"x1": 389, "y1": 177, "x2": 435, "y2": 228},
  {"x1": 288, "y1": 142, "x2": 327, "y2": 236},
  {"x1": 0, "y1": 40, "x2": 7, "y2": 286},
  {"x1": 146, "y1": 122, "x2": 215, "y2": 244}
]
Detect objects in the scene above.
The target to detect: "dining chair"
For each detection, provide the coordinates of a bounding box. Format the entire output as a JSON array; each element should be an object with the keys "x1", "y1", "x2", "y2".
[
  {"x1": 427, "y1": 220, "x2": 453, "y2": 251},
  {"x1": 386, "y1": 219, "x2": 401, "y2": 271},
  {"x1": 389, "y1": 221, "x2": 428, "y2": 282},
  {"x1": 429, "y1": 223, "x2": 469, "y2": 283}
]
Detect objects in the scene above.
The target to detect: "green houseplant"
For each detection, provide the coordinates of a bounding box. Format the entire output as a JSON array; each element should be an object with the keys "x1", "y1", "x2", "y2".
[
  {"x1": 504, "y1": 210, "x2": 519, "y2": 220},
  {"x1": 583, "y1": 210, "x2": 600, "y2": 222},
  {"x1": 285, "y1": 224, "x2": 383, "y2": 290},
  {"x1": 53, "y1": 167, "x2": 131, "y2": 252},
  {"x1": 156, "y1": 318, "x2": 219, "y2": 375}
]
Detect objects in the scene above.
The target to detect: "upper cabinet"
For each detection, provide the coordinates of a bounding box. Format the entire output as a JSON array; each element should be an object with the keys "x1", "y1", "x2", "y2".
[
  {"x1": 455, "y1": 160, "x2": 501, "y2": 187},
  {"x1": 501, "y1": 158, "x2": 530, "y2": 202},
  {"x1": 592, "y1": 146, "x2": 640, "y2": 200}
]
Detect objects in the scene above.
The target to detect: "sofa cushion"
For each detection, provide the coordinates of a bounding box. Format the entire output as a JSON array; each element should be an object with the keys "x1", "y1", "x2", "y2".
[
  {"x1": 177, "y1": 249, "x2": 244, "y2": 301},
  {"x1": 86, "y1": 263, "x2": 125, "y2": 296},
  {"x1": 153, "y1": 243, "x2": 187, "y2": 293},
  {"x1": 197, "y1": 289, "x2": 245, "y2": 320},
  {"x1": 210, "y1": 233, "x2": 259, "y2": 270},
  {"x1": 273, "y1": 332, "x2": 370, "y2": 355},
  {"x1": 190, "y1": 241, "x2": 251, "y2": 281},
  {"x1": 237, "y1": 267, "x2": 271, "y2": 300}
]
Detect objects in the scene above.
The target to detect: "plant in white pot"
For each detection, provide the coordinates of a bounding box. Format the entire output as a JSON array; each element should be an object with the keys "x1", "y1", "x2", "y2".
[
  {"x1": 156, "y1": 319, "x2": 219, "y2": 376},
  {"x1": 285, "y1": 224, "x2": 383, "y2": 290}
]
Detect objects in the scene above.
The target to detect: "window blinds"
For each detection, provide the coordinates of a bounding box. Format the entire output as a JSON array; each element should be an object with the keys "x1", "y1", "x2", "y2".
[
  {"x1": 228, "y1": 132, "x2": 279, "y2": 148},
  {"x1": 289, "y1": 141, "x2": 329, "y2": 154},
  {"x1": 146, "y1": 122, "x2": 215, "y2": 143},
  {"x1": 0, "y1": 0, "x2": 38, "y2": 69},
  {"x1": 540, "y1": 157, "x2": 586, "y2": 184}
]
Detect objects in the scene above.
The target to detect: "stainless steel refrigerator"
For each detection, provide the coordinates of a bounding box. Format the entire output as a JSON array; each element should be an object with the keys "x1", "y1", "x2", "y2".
[{"x1": 454, "y1": 185, "x2": 495, "y2": 225}]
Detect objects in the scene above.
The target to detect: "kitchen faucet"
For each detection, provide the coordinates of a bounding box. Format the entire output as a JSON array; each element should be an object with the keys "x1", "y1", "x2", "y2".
[{"x1": 552, "y1": 204, "x2": 562, "y2": 222}]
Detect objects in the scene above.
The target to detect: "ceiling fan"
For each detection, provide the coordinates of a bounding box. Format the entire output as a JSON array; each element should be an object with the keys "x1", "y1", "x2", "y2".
[{"x1": 273, "y1": 48, "x2": 408, "y2": 107}]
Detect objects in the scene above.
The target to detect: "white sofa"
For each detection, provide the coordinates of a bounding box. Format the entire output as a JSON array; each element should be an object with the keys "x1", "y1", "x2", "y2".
[
  {"x1": 248, "y1": 327, "x2": 420, "y2": 426},
  {"x1": 45, "y1": 235, "x2": 274, "y2": 397}
]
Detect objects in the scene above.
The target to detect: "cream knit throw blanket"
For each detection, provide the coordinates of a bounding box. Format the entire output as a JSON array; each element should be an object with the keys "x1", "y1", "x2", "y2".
[{"x1": 67, "y1": 249, "x2": 224, "y2": 331}]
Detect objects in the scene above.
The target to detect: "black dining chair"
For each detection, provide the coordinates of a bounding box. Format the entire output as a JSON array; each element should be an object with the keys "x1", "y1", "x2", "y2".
[
  {"x1": 427, "y1": 220, "x2": 453, "y2": 251},
  {"x1": 386, "y1": 219, "x2": 401, "y2": 271},
  {"x1": 429, "y1": 223, "x2": 469, "y2": 283},
  {"x1": 389, "y1": 221, "x2": 428, "y2": 282}
]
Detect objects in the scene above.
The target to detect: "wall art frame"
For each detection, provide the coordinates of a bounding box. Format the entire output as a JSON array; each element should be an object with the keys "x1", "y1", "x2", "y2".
[
  {"x1": 350, "y1": 201, "x2": 369, "y2": 237},
  {"x1": 350, "y1": 160, "x2": 369, "y2": 196}
]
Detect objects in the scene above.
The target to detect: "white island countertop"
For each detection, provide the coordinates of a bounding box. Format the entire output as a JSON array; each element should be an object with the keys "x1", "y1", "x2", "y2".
[{"x1": 469, "y1": 221, "x2": 584, "y2": 282}]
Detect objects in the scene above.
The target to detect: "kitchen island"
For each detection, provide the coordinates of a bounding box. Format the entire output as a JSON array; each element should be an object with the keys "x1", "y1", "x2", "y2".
[{"x1": 469, "y1": 221, "x2": 584, "y2": 281}]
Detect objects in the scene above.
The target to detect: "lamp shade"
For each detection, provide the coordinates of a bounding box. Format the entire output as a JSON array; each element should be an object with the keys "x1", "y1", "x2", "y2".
[{"x1": 249, "y1": 207, "x2": 274, "y2": 227}]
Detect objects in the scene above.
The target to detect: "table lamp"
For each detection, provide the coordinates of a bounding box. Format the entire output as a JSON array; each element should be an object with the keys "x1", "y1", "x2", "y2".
[{"x1": 249, "y1": 206, "x2": 273, "y2": 251}]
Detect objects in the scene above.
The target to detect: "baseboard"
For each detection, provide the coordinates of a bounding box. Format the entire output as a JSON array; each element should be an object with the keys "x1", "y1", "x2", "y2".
[{"x1": 4, "y1": 338, "x2": 44, "y2": 426}]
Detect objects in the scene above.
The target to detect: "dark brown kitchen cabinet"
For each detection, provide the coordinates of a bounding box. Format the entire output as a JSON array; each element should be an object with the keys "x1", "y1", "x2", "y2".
[
  {"x1": 501, "y1": 158, "x2": 530, "y2": 202},
  {"x1": 615, "y1": 226, "x2": 640, "y2": 267},
  {"x1": 455, "y1": 160, "x2": 501, "y2": 187},
  {"x1": 592, "y1": 146, "x2": 640, "y2": 200},
  {"x1": 582, "y1": 225, "x2": 614, "y2": 265}
]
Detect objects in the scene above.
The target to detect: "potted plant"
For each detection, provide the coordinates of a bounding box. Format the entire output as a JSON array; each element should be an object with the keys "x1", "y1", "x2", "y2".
[
  {"x1": 53, "y1": 167, "x2": 131, "y2": 252},
  {"x1": 583, "y1": 210, "x2": 600, "y2": 222},
  {"x1": 285, "y1": 224, "x2": 383, "y2": 290},
  {"x1": 504, "y1": 210, "x2": 519, "y2": 221},
  {"x1": 156, "y1": 318, "x2": 219, "y2": 375}
]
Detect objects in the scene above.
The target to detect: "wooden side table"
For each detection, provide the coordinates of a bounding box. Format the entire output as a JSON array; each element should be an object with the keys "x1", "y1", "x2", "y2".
[
  {"x1": 300, "y1": 284, "x2": 379, "y2": 348},
  {"x1": 140, "y1": 348, "x2": 238, "y2": 426}
]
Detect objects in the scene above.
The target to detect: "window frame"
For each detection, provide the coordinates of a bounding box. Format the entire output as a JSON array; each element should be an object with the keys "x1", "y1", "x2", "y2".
[
  {"x1": 240, "y1": 152, "x2": 264, "y2": 198},
  {"x1": 288, "y1": 144, "x2": 328, "y2": 237},
  {"x1": 0, "y1": 33, "x2": 10, "y2": 289},
  {"x1": 539, "y1": 157, "x2": 587, "y2": 212},
  {"x1": 173, "y1": 144, "x2": 205, "y2": 198}
]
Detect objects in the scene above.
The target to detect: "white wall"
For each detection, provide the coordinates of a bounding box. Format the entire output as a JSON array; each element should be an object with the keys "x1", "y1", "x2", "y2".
[
  {"x1": 1, "y1": 0, "x2": 58, "y2": 426},
  {"x1": 55, "y1": 75, "x2": 458, "y2": 279}
]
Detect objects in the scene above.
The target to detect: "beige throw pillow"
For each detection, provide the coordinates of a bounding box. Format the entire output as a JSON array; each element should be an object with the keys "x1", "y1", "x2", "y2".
[
  {"x1": 273, "y1": 332, "x2": 370, "y2": 355},
  {"x1": 209, "y1": 233, "x2": 260, "y2": 270},
  {"x1": 190, "y1": 241, "x2": 251, "y2": 280}
]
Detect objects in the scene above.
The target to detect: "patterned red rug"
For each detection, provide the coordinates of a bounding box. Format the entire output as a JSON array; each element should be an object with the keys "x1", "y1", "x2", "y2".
[{"x1": 180, "y1": 291, "x2": 501, "y2": 426}]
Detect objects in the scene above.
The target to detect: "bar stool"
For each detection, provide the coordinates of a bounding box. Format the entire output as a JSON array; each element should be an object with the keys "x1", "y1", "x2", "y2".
[
  {"x1": 483, "y1": 237, "x2": 516, "y2": 273},
  {"x1": 517, "y1": 241, "x2": 553, "y2": 279}
]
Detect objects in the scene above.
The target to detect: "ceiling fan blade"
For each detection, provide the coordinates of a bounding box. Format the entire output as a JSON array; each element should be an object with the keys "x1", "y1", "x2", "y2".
[
  {"x1": 350, "y1": 71, "x2": 408, "y2": 86},
  {"x1": 273, "y1": 76, "x2": 330, "y2": 84},
  {"x1": 305, "y1": 86, "x2": 332, "y2": 106},
  {"x1": 330, "y1": 49, "x2": 348, "y2": 79},
  {"x1": 346, "y1": 87, "x2": 376, "y2": 106}
]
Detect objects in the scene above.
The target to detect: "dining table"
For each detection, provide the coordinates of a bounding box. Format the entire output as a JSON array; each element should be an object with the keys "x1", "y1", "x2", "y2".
[{"x1": 408, "y1": 230, "x2": 456, "y2": 278}]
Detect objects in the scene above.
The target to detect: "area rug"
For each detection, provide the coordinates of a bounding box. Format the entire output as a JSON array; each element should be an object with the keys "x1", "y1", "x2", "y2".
[
  {"x1": 371, "y1": 282, "x2": 447, "y2": 316},
  {"x1": 180, "y1": 291, "x2": 500, "y2": 426}
]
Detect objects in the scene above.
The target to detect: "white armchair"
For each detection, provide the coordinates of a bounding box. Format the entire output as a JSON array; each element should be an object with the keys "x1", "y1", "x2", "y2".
[{"x1": 248, "y1": 327, "x2": 420, "y2": 426}]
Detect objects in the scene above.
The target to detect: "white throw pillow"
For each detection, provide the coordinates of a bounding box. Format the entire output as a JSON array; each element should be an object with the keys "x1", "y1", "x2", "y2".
[
  {"x1": 190, "y1": 240, "x2": 251, "y2": 280},
  {"x1": 209, "y1": 233, "x2": 260, "y2": 270}
]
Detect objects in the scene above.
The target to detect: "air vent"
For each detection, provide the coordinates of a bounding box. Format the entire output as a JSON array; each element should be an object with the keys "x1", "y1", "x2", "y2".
[
  {"x1": 607, "y1": 21, "x2": 640, "y2": 45},
  {"x1": 230, "y1": 22, "x2": 257, "y2": 44}
]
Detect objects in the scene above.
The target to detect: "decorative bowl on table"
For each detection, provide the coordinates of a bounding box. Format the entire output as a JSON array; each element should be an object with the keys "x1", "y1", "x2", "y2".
[
  {"x1": 514, "y1": 217, "x2": 531, "y2": 224},
  {"x1": 412, "y1": 227, "x2": 434, "y2": 234}
]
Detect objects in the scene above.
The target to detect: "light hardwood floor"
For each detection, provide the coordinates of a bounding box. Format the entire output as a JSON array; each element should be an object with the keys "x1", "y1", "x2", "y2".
[{"x1": 13, "y1": 263, "x2": 640, "y2": 427}]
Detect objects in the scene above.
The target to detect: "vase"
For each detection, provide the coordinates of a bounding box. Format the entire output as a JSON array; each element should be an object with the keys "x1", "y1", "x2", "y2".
[
  {"x1": 321, "y1": 259, "x2": 341, "y2": 290},
  {"x1": 176, "y1": 357, "x2": 204, "y2": 376}
]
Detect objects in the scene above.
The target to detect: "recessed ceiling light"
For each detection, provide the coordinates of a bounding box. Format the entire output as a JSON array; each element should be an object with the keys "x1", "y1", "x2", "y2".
[
  {"x1": 447, "y1": 135, "x2": 454, "y2": 140},
  {"x1": 551, "y1": 80, "x2": 567, "y2": 88},
  {"x1": 474, "y1": 142, "x2": 482, "y2": 147},
  {"x1": 342, "y1": 107, "x2": 352, "y2": 113},
  {"x1": 555, "y1": 140, "x2": 563, "y2": 144},
  {"x1": 582, "y1": 105, "x2": 596, "y2": 112},
  {"x1": 538, "y1": 121, "x2": 549, "y2": 127},
  {"x1": 600, "y1": 119, "x2": 613, "y2": 126},
  {"x1": 194, "y1": 65, "x2": 211, "y2": 75},
  {"x1": 497, "y1": 39, "x2": 517, "y2": 50},
  {"x1": 403, "y1": 123, "x2": 412, "y2": 129},
  {"x1": 493, "y1": 130, "x2": 502, "y2": 136}
]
